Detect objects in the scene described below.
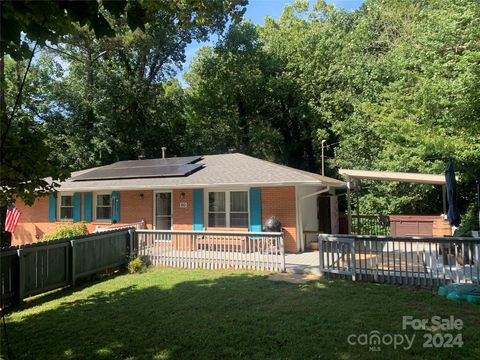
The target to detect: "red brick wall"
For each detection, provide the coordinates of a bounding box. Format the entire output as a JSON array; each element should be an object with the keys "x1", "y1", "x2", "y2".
[
  {"x1": 12, "y1": 191, "x2": 154, "y2": 246},
  {"x1": 172, "y1": 189, "x2": 193, "y2": 230},
  {"x1": 119, "y1": 191, "x2": 153, "y2": 228},
  {"x1": 170, "y1": 189, "x2": 195, "y2": 250},
  {"x1": 262, "y1": 186, "x2": 297, "y2": 253},
  {"x1": 12, "y1": 187, "x2": 300, "y2": 253},
  {"x1": 13, "y1": 197, "x2": 57, "y2": 245}
]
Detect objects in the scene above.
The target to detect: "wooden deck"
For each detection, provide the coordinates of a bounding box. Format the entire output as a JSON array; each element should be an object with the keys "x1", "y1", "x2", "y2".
[{"x1": 319, "y1": 234, "x2": 480, "y2": 287}]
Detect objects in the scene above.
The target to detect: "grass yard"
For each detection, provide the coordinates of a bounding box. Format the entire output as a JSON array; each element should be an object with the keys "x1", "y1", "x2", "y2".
[{"x1": 2, "y1": 269, "x2": 479, "y2": 359}]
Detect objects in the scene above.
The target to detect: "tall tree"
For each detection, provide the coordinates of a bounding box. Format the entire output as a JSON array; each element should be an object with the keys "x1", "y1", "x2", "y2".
[
  {"x1": 185, "y1": 0, "x2": 480, "y2": 217},
  {"x1": 186, "y1": 20, "x2": 316, "y2": 169},
  {"x1": 1, "y1": 0, "x2": 248, "y2": 202},
  {"x1": 0, "y1": 1, "x2": 247, "y2": 246}
]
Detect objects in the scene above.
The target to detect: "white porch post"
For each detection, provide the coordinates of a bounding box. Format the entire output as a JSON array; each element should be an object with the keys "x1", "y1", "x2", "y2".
[
  {"x1": 330, "y1": 195, "x2": 339, "y2": 234},
  {"x1": 295, "y1": 185, "x2": 303, "y2": 252},
  {"x1": 347, "y1": 178, "x2": 352, "y2": 234},
  {"x1": 442, "y1": 185, "x2": 447, "y2": 215}
]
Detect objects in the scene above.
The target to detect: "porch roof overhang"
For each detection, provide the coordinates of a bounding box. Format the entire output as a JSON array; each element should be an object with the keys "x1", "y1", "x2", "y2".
[
  {"x1": 53, "y1": 181, "x2": 338, "y2": 192},
  {"x1": 338, "y1": 169, "x2": 448, "y2": 185}
]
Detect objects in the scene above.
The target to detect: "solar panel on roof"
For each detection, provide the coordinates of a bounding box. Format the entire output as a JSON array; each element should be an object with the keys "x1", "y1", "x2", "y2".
[
  {"x1": 109, "y1": 156, "x2": 202, "y2": 169},
  {"x1": 71, "y1": 161, "x2": 204, "y2": 181}
]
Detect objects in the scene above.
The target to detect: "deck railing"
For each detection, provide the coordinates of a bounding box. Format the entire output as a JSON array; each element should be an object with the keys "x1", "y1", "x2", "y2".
[
  {"x1": 319, "y1": 234, "x2": 480, "y2": 287},
  {"x1": 95, "y1": 220, "x2": 146, "y2": 232},
  {"x1": 352, "y1": 215, "x2": 390, "y2": 236},
  {"x1": 135, "y1": 230, "x2": 285, "y2": 272}
]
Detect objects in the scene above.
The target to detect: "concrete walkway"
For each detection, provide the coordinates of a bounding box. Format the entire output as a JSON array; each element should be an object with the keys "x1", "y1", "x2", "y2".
[{"x1": 285, "y1": 251, "x2": 320, "y2": 275}]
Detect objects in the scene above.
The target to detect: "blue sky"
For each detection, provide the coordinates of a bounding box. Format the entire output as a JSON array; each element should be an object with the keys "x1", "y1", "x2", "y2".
[{"x1": 180, "y1": 0, "x2": 363, "y2": 80}]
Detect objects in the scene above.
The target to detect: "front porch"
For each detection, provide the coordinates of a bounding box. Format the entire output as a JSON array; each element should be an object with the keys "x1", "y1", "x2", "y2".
[
  {"x1": 135, "y1": 229, "x2": 286, "y2": 272},
  {"x1": 135, "y1": 228, "x2": 323, "y2": 276}
]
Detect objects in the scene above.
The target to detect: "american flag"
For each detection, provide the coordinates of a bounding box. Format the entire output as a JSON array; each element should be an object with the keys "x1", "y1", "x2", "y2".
[{"x1": 5, "y1": 205, "x2": 22, "y2": 233}]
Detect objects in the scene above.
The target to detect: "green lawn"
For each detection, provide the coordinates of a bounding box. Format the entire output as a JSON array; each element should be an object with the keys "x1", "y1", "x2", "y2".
[{"x1": 2, "y1": 269, "x2": 479, "y2": 359}]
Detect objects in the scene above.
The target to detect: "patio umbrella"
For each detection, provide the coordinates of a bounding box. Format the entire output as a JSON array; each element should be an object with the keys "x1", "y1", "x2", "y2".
[{"x1": 445, "y1": 160, "x2": 461, "y2": 227}]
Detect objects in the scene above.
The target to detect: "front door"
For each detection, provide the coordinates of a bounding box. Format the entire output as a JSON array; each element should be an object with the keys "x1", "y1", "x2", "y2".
[
  {"x1": 317, "y1": 196, "x2": 331, "y2": 233},
  {"x1": 155, "y1": 192, "x2": 172, "y2": 229}
]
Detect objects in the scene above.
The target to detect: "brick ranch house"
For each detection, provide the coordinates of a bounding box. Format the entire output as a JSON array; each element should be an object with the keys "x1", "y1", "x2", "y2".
[{"x1": 13, "y1": 153, "x2": 346, "y2": 253}]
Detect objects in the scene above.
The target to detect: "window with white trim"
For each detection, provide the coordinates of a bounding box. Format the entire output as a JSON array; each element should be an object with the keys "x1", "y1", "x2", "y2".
[
  {"x1": 208, "y1": 191, "x2": 248, "y2": 228},
  {"x1": 208, "y1": 192, "x2": 226, "y2": 227},
  {"x1": 95, "y1": 193, "x2": 112, "y2": 221},
  {"x1": 59, "y1": 194, "x2": 73, "y2": 220},
  {"x1": 155, "y1": 192, "x2": 172, "y2": 230},
  {"x1": 230, "y1": 191, "x2": 248, "y2": 227}
]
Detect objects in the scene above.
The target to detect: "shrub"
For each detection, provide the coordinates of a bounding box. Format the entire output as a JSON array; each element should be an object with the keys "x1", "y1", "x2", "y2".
[
  {"x1": 41, "y1": 223, "x2": 89, "y2": 241},
  {"x1": 128, "y1": 256, "x2": 147, "y2": 274},
  {"x1": 454, "y1": 204, "x2": 480, "y2": 237}
]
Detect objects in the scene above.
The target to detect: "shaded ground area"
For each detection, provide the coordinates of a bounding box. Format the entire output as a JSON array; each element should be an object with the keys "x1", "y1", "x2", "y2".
[
  {"x1": 268, "y1": 272, "x2": 320, "y2": 284},
  {"x1": 2, "y1": 268, "x2": 479, "y2": 359}
]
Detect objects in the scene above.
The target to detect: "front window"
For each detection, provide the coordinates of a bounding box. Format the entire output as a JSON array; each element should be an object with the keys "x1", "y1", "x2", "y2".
[
  {"x1": 230, "y1": 191, "x2": 248, "y2": 227},
  {"x1": 208, "y1": 192, "x2": 226, "y2": 227},
  {"x1": 155, "y1": 192, "x2": 172, "y2": 229},
  {"x1": 208, "y1": 191, "x2": 248, "y2": 228},
  {"x1": 96, "y1": 193, "x2": 112, "y2": 221},
  {"x1": 59, "y1": 194, "x2": 73, "y2": 220}
]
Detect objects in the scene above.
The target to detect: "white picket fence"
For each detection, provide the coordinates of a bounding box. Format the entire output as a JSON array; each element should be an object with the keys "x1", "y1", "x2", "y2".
[{"x1": 135, "y1": 230, "x2": 285, "y2": 272}]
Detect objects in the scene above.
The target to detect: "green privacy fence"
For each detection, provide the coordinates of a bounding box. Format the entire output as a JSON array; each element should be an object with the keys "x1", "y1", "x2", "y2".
[{"x1": 0, "y1": 229, "x2": 134, "y2": 307}]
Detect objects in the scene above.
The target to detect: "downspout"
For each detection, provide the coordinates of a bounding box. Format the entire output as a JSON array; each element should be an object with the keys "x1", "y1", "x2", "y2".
[{"x1": 298, "y1": 186, "x2": 331, "y2": 252}]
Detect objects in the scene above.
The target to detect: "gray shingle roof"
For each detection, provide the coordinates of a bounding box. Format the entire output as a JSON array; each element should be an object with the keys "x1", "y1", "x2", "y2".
[{"x1": 57, "y1": 153, "x2": 346, "y2": 191}]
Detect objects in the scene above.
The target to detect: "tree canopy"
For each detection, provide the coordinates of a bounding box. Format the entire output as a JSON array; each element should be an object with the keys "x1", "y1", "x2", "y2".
[{"x1": 0, "y1": 0, "x2": 247, "y2": 208}]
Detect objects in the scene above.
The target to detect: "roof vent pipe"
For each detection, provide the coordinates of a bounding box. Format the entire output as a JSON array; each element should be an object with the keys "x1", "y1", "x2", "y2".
[{"x1": 161, "y1": 147, "x2": 166, "y2": 159}]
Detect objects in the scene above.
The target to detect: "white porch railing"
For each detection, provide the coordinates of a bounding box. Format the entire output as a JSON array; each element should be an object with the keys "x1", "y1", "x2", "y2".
[
  {"x1": 135, "y1": 230, "x2": 285, "y2": 272},
  {"x1": 95, "y1": 220, "x2": 146, "y2": 232}
]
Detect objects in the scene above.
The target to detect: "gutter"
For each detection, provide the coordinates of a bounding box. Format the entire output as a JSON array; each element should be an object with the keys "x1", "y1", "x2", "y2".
[
  {"x1": 300, "y1": 186, "x2": 331, "y2": 201},
  {"x1": 55, "y1": 181, "x2": 346, "y2": 193}
]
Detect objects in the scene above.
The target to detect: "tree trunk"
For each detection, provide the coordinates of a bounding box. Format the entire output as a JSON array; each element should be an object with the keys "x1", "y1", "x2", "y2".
[
  {"x1": 85, "y1": 41, "x2": 94, "y2": 133},
  {"x1": 237, "y1": 93, "x2": 249, "y2": 153},
  {"x1": 0, "y1": 206, "x2": 12, "y2": 247},
  {"x1": 0, "y1": 48, "x2": 7, "y2": 152},
  {"x1": 0, "y1": 49, "x2": 5, "y2": 122},
  {"x1": 15, "y1": 61, "x2": 22, "y2": 94}
]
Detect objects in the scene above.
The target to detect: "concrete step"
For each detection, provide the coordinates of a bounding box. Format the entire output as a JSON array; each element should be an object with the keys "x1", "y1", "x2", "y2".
[{"x1": 285, "y1": 264, "x2": 321, "y2": 276}]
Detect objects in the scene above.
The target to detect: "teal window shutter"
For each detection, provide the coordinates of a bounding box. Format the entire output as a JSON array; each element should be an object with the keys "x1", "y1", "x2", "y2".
[
  {"x1": 83, "y1": 192, "x2": 92, "y2": 222},
  {"x1": 249, "y1": 188, "x2": 262, "y2": 232},
  {"x1": 111, "y1": 191, "x2": 120, "y2": 223},
  {"x1": 48, "y1": 193, "x2": 56, "y2": 222},
  {"x1": 73, "y1": 193, "x2": 81, "y2": 222},
  {"x1": 193, "y1": 189, "x2": 204, "y2": 230}
]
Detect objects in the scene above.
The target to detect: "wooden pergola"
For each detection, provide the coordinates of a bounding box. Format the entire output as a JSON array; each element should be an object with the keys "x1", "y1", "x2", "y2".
[{"x1": 338, "y1": 169, "x2": 449, "y2": 234}]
